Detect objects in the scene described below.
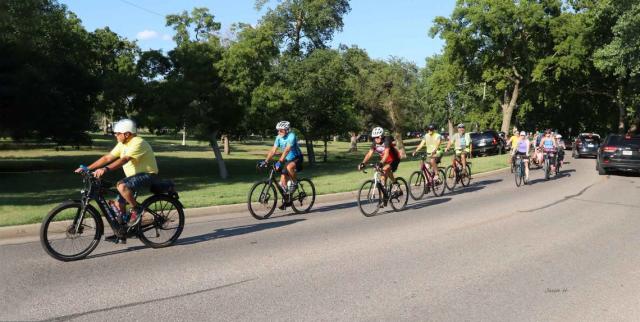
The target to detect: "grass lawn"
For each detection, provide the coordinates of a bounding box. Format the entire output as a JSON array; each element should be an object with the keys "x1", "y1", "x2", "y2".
[{"x1": 0, "y1": 134, "x2": 509, "y2": 226}]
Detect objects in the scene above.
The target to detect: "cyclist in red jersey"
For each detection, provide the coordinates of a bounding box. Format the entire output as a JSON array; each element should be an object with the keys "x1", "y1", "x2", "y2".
[{"x1": 358, "y1": 127, "x2": 401, "y2": 185}]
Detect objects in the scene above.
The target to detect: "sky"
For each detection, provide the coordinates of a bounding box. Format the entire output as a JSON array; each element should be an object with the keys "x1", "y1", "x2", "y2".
[{"x1": 60, "y1": 0, "x2": 455, "y2": 67}]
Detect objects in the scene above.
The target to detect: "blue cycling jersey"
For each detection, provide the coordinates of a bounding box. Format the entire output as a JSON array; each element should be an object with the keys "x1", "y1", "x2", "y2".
[
  {"x1": 274, "y1": 133, "x2": 303, "y2": 161},
  {"x1": 542, "y1": 138, "x2": 555, "y2": 149}
]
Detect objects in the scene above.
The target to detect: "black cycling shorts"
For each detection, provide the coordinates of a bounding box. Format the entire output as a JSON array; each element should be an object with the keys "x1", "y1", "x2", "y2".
[
  {"x1": 388, "y1": 159, "x2": 400, "y2": 173},
  {"x1": 281, "y1": 156, "x2": 303, "y2": 174}
]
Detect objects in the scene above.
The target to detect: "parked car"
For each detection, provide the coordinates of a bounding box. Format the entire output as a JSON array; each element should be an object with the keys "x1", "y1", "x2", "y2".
[
  {"x1": 470, "y1": 130, "x2": 506, "y2": 157},
  {"x1": 572, "y1": 133, "x2": 601, "y2": 158},
  {"x1": 596, "y1": 134, "x2": 640, "y2": 175}
]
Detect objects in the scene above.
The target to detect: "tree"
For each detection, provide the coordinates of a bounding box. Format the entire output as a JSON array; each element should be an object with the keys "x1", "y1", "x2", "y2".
[
  {"x1": 432, "y1": 0, "x2": 561, "y2": 133},
  {"x1": 0, "y1": 0, "x2": 98, "y2": 144}
]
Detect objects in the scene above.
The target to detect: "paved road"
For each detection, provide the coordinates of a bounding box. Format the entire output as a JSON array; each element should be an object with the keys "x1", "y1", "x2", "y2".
[{"x1": 1, "y1": 157, "x2": 639, "y2": 321}]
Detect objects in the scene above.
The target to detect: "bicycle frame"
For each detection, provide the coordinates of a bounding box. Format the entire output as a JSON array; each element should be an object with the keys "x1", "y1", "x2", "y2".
[
  {"x1": 75, "y1": 173, "x2": 124, "y2": 236},
  {"x1": 363, "y1": 164, "x2": 389, "y2": 201}
]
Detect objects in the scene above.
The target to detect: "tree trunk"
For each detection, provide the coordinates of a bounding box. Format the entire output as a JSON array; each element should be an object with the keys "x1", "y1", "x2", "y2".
[
  {"x1": 103, "y1": 115, "x2": 109, "y2": 135},
  {"x1": 386, "y1": 100, "x2": 406, "y2": 158},
  {"x1": 323, "y1": 139, "x2": 328, "y2": 162},
  {"x1": 305, "y1": 139, "x2": 316, "y2": 165},
  {"x1": 393, "y1": 130, "x2": 406, "y2": 158},
  {"x1": 181, "y1": 125, "x2": 186, "y2": 146},
  {"x1": 448, "y1": 119, "x2": 454, "y2": 137},
  {"x1": 349, "y1": 132, "x2": 358, "y2": 152},
  {"x1": 500, "y1": 79, "x2": 520, "y2": 134},
  {"x1": 222, "y1": 134, "x2": 230, "y2": 155},
  {"x1": 210, "y1": 131, "x2": 228, "y2": 179}
]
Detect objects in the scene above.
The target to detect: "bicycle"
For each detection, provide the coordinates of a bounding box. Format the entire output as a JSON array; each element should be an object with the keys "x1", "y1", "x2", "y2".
[
  {"x1": 514, "y1": 154, "x2": 529, "y2": 187},
  {"x1": 444, "y1": 155, "x2": 472, "y2": 191},
  {"x1": 542, "y1": 150, "x2": 558, "y2": 180},
  {"x1": 247, "y1": 162, "x2": 316, "y2": 220},
  {"x1": 408, "y1": 153, "x2": 446, "y2": 200},
  {"x1": 357, "y1": 163, "x2": 409, "y2": 217},
  {"x1": 40, "y1": 168, "x2": 185, "y2": 261}
]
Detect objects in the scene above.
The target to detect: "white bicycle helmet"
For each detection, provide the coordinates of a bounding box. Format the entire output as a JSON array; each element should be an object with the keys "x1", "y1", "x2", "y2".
[
  {"x1": 555, "y1": 134, "x2": 562, "y2": 139},
  {"x1": 371, "y1": 127, "x2": 384, "y2": 138},
  {"x1": 520, "y1": 131, "x2": 526, "y2": 136},
  {"x1": 113, "y1": 119, "x2": 137, "y2": 134},
  {"x1": 457, "y1": 123, "x2": 465, "y2": 128},
  {"x1": 275, "y1": 121, "x2": 290, "y2": 131}
]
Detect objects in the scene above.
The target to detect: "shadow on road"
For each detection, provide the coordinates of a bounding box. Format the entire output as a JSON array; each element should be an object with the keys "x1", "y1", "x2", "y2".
[
  {"x1": 405, "y1": 197, "x2": 452, "y2": 210},
  {"x1": 444, "y1": 178, "x2": 502, "y2": 197},
  {"x1": 526, "y1": 169, "x2": 576, "y2": 185},
  {"x1": 311, "y1": 201, "x2": 358, "y2": 214},
  {"x1": 85, "y1": 219, "x2": 306, "y2": 259},
  {"x1": 175, "y1": 218, "x2": 306, "y2": 246}
]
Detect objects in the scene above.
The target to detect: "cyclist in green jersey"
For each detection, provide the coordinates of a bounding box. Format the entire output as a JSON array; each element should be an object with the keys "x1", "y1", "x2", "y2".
[
  {"x1": 445, "y1": 123, "x2": 473, "y2": 172},
  {"x1": 412, "y1": 124, "x2": 443, "y2": 181}
]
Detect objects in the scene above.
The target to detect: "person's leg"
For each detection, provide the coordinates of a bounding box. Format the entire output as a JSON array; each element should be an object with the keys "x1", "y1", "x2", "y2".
[
  {"x1": 460, "y1": 152, "x2": 467, "y2": 174},
  {"x1": 524, "y1": 158, "x2": 529, "y2": 179},
  {"x1": 117, "y1": 182, "x2": 138, "y2": 209},
  {"x1": 286, "y1": 161, "x2": 297, "y2": 182}
]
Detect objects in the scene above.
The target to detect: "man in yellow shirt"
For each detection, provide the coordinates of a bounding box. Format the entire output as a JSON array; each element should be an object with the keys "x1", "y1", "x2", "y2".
[
  {"x1": 75, "y1": 119, "x2": 158, "y2": 231},
  {"x1": 412, "y1": 124, "x2": 443, "y2": 180},
  {"x1": 508, "y1": 128, "x2": 519, "y2": 167}
]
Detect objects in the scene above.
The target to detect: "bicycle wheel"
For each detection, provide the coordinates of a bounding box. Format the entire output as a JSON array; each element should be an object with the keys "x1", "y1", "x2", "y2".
[
  {"x1": 444, "y1": 166, "x2": 457, "y2": 191},
  {"x1": 432, "y1": 168, "x2": 447, "y2": 197},
  {"x1": 138, "y1": 194, "x2": 185, "y2": 248},
  {"x1": 357, "y1": 180, "x2": 382, "y2": 217},
  {"x1": 408, "y1": 171, "x2": 426, "y2": 200},
  {"x1": 248, "y1": 181, "x2": 277, "y2": 220},
  {"x1": 291, "y1": 178, "x2": 316, "y2": 214},
  {"x1": 390, "y1": 177, "x2": 409, "y2": 211},
  {"x1": 460, "y1": 165, "x2": 472, "y2": 187},
  {"x1": 544, "y1": 159, "x2": 550, "y2": 180},
  {"x1": 514, "y1": 163, "x2": 522, "y2": 187},
  {"x1": 40, "y1": 201, "x2": 103, "y2": 261},
  {"x1": 522, "y1": 163, "x2": 529, "y2": 185}
]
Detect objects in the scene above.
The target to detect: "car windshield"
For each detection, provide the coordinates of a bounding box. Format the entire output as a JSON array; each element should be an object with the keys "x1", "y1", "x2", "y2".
[
  {"x1": 580, "y1": 136, "x2": 600, "y2": 144},
  {"x1": 480, "y1": 132, "x2": 496, "y2": 140},
  {"x1": 608, "y1": 135, "x2": 640, "y2": 148}
]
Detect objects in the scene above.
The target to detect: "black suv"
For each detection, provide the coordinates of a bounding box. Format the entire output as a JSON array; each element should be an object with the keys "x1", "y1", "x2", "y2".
[
  {"x1": 596, "y1": 134, "x2": 640, "y2": 175},
  {"x1": 470, "y1": 130, "x2": 506, "y2": 157},
  {"x1": 572, "y1": 133, "x2": 601, "y2": 158}
]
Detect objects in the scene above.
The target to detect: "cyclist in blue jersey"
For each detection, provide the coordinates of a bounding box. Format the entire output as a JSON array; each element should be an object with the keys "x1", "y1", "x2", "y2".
[{"x1": 262, "y1": 121, "x2": 304, "y2": 194}]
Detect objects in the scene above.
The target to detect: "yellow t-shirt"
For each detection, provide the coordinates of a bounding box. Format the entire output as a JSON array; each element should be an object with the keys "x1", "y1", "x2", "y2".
[
  {"x1": 110, "y1": 136, "x2": 158, "y2": 177},
  {"x1": 421, "y1": 132, "x2": 442, "y2": 154},
  {"x1": 509, "y1": 135, "x2": 519, "y2": 148}
]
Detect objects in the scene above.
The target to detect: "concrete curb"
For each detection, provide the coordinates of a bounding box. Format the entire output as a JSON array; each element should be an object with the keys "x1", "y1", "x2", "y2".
[{"x1": 0, "y1": 166, "x2": 509, "y2": 242}]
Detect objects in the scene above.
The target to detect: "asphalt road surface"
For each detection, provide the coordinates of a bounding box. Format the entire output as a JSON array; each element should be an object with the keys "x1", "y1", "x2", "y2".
[{"x1": 1, "y1": 157, "x2": 639, "y2": 321}]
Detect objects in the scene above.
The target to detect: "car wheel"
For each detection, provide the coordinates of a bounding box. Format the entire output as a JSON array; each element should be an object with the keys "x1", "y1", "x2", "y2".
[{"x1": 597, "y1": 162, "x2": 607, "y2": 175}]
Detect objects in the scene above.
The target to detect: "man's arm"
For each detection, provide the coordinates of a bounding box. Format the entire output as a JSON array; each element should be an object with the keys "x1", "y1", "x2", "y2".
[
  {"x1": 75, "y1": 153, "x2": 116, "y2": 174},
  {"x1": 264, "y1": 146, "x2": 278, "y2": 163},
  {"x1": 362, "y1": 149, "x2": 374, "y2": 165},
  {"x1": 279, "y1": 145, "x2": 292, "y2": 162},
  {"x1": 413, "y1": 140, "x2": 425, "y2": 155}
]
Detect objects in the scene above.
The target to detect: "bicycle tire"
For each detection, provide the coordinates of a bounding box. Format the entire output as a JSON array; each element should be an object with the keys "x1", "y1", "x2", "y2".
[
  {"x1": 291, "y1": 178, "x2": 316, "y2": 214},
  {"x1": 40, "y1": 201, "x2": 103, "y2": 261},
  {"x1": 444, "y1": 166, "x2": 457, "y2": 191},
  {"x1": 514, "y1": 163, "x2": 522, "y2": 187},
  {"x1": 390, "y1": 177, "x2": 409, "y2": 212},
  {"x1": 408, "y1": 171, "x2": 426, "y2": 200},
  {"x1": 137, "y1": 194, "x2": 185, "y2": 248},
  {"x1": 432, "y1": 168, "x2": 447, "y2": 197},
  {"x1": 544, "y1": 159, "x2": 550, "y2": 180},
  {"x1": 460, "y1": 164, "x2": 472, "y2": 187},
  {"x1": 357, "y1": 180, "x2": 382, "y2": 217},
  {"x1": 248, "y1": 181, "x2": 278, "y2": 220}
]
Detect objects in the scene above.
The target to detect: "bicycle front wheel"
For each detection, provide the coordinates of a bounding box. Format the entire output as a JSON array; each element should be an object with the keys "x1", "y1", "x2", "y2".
[
  {"x1": 291, "y1": 178, "x2": 316, "y2": 214},
  {"x1": 390, "y1": 177, "x2": 409, "y2": 212},
  {"x1": 514, "y1": 164, "x2": 522, "y2": 187},
  {"x1": 40, "y1": 201, "x2": 103, "y2": 261},
  {"x1": 357, "y1": 180, "x2": 382, "y2": 217},
  {"x1": 248, "y1": 181, "x2": 277, "y2": 220},
  {"x1": 445, "y1": 166, "x2": 457, "y2": 191},
  {"x1": 432, "y1": 168, "x2": 447, "y2": 197},
  {"x1": 460, "y1": 165, "x2": 472, "y2": 187},
  {"x1": 138, "y1": 194, "x2": 185, "y2": 248},
  {"x1": 408, "y1": 171, "x2": 426, "y2": 200}
]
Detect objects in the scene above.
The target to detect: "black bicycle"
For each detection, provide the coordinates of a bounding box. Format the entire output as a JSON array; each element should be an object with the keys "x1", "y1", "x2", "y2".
[
  {"x1": 247, "y1": 162, "x2": 316, "y2": 220},
  {"x1": 408, "y1": 153, "x2": 446, "y2": 200},
  {"x1": 444, "y1": 155, "x2": 472, "y2": 191},
  {"x1": 542, "y1": 150, "x2": 558, "y2": 180},
  {"x1": 357, "y1": 163, "x2": 409, "y2": 217},
  {"x1": 40, "y1": 168, "x2": 185, "y2": 261},
  {"x1": 514, "y1": 154, "x2": 529, "y2": 187}
]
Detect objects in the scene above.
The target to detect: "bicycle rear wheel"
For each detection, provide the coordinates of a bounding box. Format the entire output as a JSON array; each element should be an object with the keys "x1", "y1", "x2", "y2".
[
  {"x1": 432, "y1": 168, "x2": 447, "y2": 197},
  {"x1": 444, "y1": 166, "x2": 457, "y2": 191},
  {"x1": 291, "y1": 178, "x2": 316, "y2": 214},
  {"x1": 544, "y1": 159, "x2": 550, "y2": 180},
  {"x1": 514, "y1": 163, "x2": 522, "y2": 187},
  {"x1": 40, "y1": 201, "x2": 103, "y2": 261},
  {"x1": 390, "y1": 177, "x2": 409, "y2": 211},
  {"x1": 357, "y1": 180, "x2": 382, "y2": 217},
  {"x1": 138, "y1": 194, "x2": 185, "y2": 248},
  {"x1": 460, "y1": 165, "x2": 472, "y2": 187},
  {"x1": 248, "y1": 181, "x2": 277, "y2": 220},
  {"x1": 408, "y1": 171, "x2": 426, "y2": 200}
]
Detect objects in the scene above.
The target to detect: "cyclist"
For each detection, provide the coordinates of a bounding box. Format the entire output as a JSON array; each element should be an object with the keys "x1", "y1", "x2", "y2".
[
  {"x1": 74, "y1": 118, "x2": 158, "y2": 240},
  {"x1": 445, "y1": 123, "x2": 472, "y2": 174},
  {"x1": 555, "y1": 134, "x2": 566, "y2": 166},
  {"x1": 412, "y1": 124, "x2": 442, "y2": 181},
  {"x1": 539, "y1": 129, "x2": 558, "y2": 170},
  {"x1": 507, "y1": 127, "x2": 519, "y2": 167},
  {"x1": 262, "y1": 121, "x2": 304, "y2": 199},
  {"x1": 358, "y1": 127, "x2": 401, "y2": 186},
  {"x1": 511, "y1": 131, "x2": 531, "y2": 181}
]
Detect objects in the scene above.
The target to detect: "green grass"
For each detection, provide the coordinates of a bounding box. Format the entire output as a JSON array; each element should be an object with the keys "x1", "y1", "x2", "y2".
[{"x1": 0, "y1": 134, "x2": 509, "y2": 226}]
